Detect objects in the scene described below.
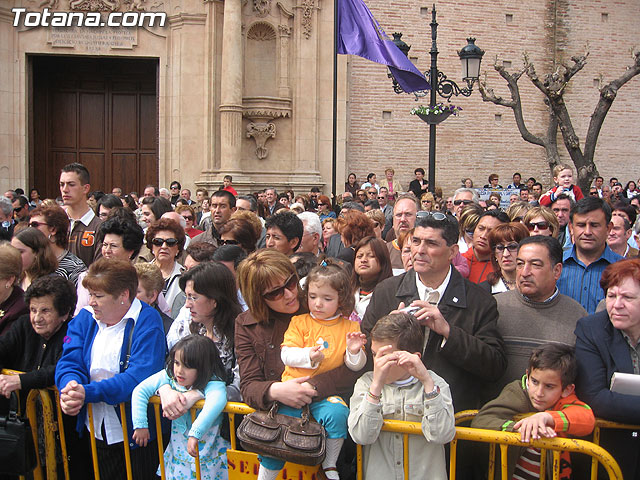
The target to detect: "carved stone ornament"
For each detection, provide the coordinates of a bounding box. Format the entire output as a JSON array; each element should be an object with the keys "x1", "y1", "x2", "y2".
[
  {"x1": 299, "y1": 0, "x2": 315, "y2": 39},
  {"x1": 253, "y1": 0, "x2": 271, "y2": 17},
  {"x1": 246, "y1": 122, "x2": 276, "y2": 159},
  {"x1": 67, "y1": 0, "x2": 162, "y2": 11},
  {"x1": 70, "y1": 0, "x2": 119, "y2": 11}
]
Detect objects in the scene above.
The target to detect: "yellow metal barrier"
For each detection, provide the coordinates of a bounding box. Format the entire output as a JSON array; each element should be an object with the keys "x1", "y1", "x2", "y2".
[{"x1": 3, "y1": 368, "x2": 633, "y2": 480}]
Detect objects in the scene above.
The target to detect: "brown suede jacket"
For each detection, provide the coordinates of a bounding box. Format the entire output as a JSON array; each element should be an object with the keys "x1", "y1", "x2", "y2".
[{"x1": 235, "y1": 307, "x2": 361, "y2": 410}]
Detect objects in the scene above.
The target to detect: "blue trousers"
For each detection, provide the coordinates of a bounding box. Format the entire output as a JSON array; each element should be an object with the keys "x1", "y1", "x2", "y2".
[{"x1": 259, "y1": 396, "x2": 349, "y2": 471}]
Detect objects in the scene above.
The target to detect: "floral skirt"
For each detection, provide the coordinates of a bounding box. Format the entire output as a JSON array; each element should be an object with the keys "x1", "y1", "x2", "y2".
[{"x1": 162, "y1": 422, "x2": 231, "y2": 480}]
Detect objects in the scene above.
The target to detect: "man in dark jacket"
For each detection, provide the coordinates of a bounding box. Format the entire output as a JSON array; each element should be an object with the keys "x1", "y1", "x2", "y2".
[{"x1": 362, "y1": 212, "x2": 506, "y2": 412}]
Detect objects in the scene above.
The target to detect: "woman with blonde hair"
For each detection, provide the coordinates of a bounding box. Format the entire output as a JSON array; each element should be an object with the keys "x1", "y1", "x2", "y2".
[
  {"x1": 11, "y1": 227, "x2": 58, "y2": 291},
  {"x1": 0, "y1": 243, "x2": 28, "y2": 335},
  {"x1": 235, "y1": 250, "x2": 359, "y2": 439},
  {"x1": 523, "y1": 206, "x2": 560, "y2": 238},
  {"x1": 506, "y1": 201, "x2": 532, "y2": 223},
  {"x1": 365, "y1": 209, "x2": 386, "y2": 239},
  {"x1": 457, "y1": 203, "x2": 484, "y2": 254},
  {"x1": 420, "y1": 192, "x2": 435, "y2": 212}
]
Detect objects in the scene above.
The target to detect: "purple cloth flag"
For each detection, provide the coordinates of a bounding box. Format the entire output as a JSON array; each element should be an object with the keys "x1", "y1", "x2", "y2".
[{"x1": 336, "y1": 0, "x2": 430, "y2": 93}]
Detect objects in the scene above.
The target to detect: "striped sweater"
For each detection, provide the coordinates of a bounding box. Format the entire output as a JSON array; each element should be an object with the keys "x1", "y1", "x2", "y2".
[{"x1": 471, "y1": 375, "x2": 595, "y2": 479}]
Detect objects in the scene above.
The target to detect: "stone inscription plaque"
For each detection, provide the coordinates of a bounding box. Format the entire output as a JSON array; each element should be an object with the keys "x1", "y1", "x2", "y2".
[{"x1": 48, "y1": 26, "x2": 137, "y2": 52}]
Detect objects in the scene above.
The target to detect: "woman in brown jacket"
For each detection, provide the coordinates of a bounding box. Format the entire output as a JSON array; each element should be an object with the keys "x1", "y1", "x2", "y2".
[{"x1": 235, "y1": 250, "x2": 360, "y2": 412}]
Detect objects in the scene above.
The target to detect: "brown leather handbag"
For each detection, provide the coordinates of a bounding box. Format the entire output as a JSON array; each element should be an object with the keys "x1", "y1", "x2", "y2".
[{"x1": 237, "y1": 402, "x2": 326, "y2": 466}]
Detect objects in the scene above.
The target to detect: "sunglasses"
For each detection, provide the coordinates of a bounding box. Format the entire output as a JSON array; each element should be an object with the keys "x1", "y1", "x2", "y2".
[
  {"x1": 29, "y1": 221, "x2": 48, "y2": 228},
  {"x1": 151, "y1": 237, "x2": 179, "y2": 247},
  {"x1": 318, "y1": 203, "x2": 328, "y2": 207},
  {"x1": 589, "y1": 191, "x2": 598, "y2": 196},
  {"x1": 494, "y1": 243, "x2": 519, "y2": 253},
  {"x1": 377, "y1": 196, "x2": 385, "y2": 200},
  {"x1": 453, "y1": 199, "x2": 473, "y2": 206},
  {"x1": 263, "y1": 274, "x2": 298, "y2": 301},
  {"x1": 526, "y1": 221, "x2": 550, "y2": 231},
  {"x1": 181, "y1": 215, "x2": 194, "y2": 221},
  {"x1": 416, "y1": 211, "x2": 447, "y2": 220},
  {"x1": 219, "y1": 239, "x2": 239, "y2": 246},
  {"x1": 13, "y1": 206, "x2": 24, "y2": 212}
]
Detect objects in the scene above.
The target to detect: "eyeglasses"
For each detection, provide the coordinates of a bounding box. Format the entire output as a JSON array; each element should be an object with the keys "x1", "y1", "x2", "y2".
[
  {"x1": 29, "y1": 221, "x2": 48, "y2": 228},
  {"x1": 416, "y1": 211, "x2": 447, "y2": 220},
  {"x1": 219, "y1": 239, "x2": 239, "y2": 246},
  {"x1": 494, "y1": 243, "x2": 519, "y2": 253},
  {"x1": 453, "y1": 199, "x2": 473, "y2": 206},
  {"x1": 98, "y1": 212, "x2": 109, "y2": 219},
  {"x1": 526, "y1": 221, "x2": 550, "y2": 231},
  {"x1": 151, "y1": 237, "x2": 179, "y2": 247},
  {"x1": 263, "y1": 274, "x2": 298, "y2": 301}
]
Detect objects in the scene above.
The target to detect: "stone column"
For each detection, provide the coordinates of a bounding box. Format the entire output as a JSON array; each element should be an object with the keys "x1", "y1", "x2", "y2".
[{"x1": 219, "y1": 0, "x2": 243, "y2": 173}]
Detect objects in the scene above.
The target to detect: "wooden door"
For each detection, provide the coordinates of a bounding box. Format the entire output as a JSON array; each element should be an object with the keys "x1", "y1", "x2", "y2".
[{"x1": 31, "y1": 56, "x2": 158, "y2": 199}]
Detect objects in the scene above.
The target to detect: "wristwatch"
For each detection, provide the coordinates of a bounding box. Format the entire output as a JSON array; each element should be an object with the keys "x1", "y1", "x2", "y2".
[{"x1": 424, "y1": 385, "x2": 440, "y2": 400}]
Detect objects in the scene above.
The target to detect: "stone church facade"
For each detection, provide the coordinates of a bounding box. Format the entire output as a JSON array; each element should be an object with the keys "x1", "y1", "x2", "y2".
[{"x1": 1, "y1": 0, "x2": 638, "y2": 198}]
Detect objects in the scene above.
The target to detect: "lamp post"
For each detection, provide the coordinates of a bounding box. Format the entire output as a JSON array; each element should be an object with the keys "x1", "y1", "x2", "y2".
[{"x1": 389, "y1": 5, "x2": 484, "y2": 193}]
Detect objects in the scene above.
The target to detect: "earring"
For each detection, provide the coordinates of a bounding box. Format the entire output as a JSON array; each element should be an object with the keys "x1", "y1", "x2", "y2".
[{"x1": 121, "y1": 301, "x2": 125, "y2": 305}]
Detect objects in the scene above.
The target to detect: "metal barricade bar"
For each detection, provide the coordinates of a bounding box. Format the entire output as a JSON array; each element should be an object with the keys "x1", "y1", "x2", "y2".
[{"x1": 4, "y1": 370, "x2": 636, "y2": 480}]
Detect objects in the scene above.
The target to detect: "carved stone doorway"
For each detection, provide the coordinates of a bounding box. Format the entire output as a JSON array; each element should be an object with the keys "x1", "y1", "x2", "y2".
[{"x1": 30, "y1": 55, "x2": 159, "y2": 198}]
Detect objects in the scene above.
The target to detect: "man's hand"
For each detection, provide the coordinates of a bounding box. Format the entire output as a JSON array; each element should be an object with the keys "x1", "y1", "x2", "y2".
[
  {"x1": 132, "y1": 428, "x2": 150, "y2": 447},
  {"x1": 346, "y1": 332, "x2": 367, "y2": 354},
  {"x1": 309, "y1": 345, "x2": 325, "y2": 364},
  {"x1": 408, "y1": 301, "x2": 450, "y2": 339},
  {"x1": 0, "y1": 374, "x2": 21, "y2": 398},
  {"x1": 60, "y1": 381, "x2": 86, "y2": 416},
  {"x1": 268, "y1": 377, "x2": 317, "y2": 409},
  {"x1": 513, "y1": 412, "x2": 556, "y2": 442}
]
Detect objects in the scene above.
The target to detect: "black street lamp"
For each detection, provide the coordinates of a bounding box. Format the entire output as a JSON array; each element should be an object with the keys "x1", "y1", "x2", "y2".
[{"x1": 389, "y1": 5, "x2": 484, "y2": 193}]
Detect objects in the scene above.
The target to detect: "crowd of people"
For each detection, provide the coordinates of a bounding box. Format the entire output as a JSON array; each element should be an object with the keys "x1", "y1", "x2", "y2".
[{"x1": 0, "y1": 162, "x2": 638, "y2": 480}]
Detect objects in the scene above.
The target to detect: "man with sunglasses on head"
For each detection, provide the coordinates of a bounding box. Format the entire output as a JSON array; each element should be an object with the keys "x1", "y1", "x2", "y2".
[
  {"x1": 491, "y1": 235, "x2": 587, "y2": 395},
  {"x1": 362, "y1": 211, "x2": 506, "y2": 414}
]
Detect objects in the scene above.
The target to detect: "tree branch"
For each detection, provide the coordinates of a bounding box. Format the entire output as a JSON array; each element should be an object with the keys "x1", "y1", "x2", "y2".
[
  {"x1": 479, "y1": 58, "x2": 546, "y2": 147},
  {"x1": 584, "y1": 49, "x2": 640, "y2": 161}
]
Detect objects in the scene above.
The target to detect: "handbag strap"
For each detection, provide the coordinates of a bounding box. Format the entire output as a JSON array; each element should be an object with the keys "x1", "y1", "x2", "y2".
[
  {"x1": 268, "y1": 402, "x2": 312, "y2": 426},
  {"x1": 8, "y1": 391, "x2": 19, "y2": 420}
]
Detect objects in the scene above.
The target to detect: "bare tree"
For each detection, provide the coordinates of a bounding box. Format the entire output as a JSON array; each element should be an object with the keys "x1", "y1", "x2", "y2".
[{"x1": 479, "y1": 49, "x2": 640, "y2": 194}]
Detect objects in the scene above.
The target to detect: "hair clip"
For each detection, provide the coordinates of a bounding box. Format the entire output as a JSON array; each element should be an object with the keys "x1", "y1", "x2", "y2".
[{"x1": 320, "y1": 260, "x2": 328, "y2": 267}]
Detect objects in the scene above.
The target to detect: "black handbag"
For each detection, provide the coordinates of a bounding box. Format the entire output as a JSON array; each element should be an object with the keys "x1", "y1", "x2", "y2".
[
  {"x1": 237, "y1": 403, "x2": 326, "y2": 466},
  {"x1": 0, "y1": 392, "x2": 37, "y2": 475}
]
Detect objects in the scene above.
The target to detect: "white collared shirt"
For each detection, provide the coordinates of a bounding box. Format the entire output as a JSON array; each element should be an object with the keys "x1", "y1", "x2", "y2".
[
  {"x1": 69, "y1": 206, "x2": 96, "y2": 232},
  {"x1": 85, "y1": 299, "x2": 142, "y2": 445},
  {"x1": 415, "y1": 266, "x2": 452, "y2": 305},
  {"x1": 415, "y1": 266, "x2": 452, "y2": 350}
]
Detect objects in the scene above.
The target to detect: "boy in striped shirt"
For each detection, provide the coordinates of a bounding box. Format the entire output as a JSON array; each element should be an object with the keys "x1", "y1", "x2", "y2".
[{"x1": 472, "y1": 343, "x2": 595, "y2": 479}]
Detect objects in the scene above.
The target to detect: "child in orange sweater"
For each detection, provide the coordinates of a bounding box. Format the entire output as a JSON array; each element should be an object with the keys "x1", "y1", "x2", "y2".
[{"x1": 472, "y1": 343, "x2": 595, "y2": 480}]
